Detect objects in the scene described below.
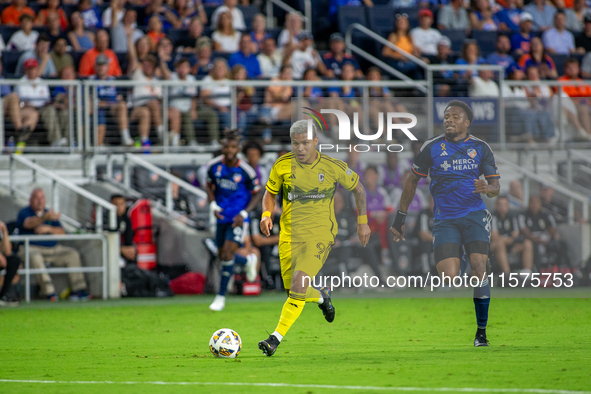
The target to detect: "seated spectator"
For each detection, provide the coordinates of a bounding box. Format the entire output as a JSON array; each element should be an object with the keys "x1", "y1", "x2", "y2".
[
  {"x1": 431, "y1": 36, "x2": 456, "y2": 96},
  {"x1": 260, "y1": 65, "x2": 293, "y2": 130},
  {"x1": 35, "y1": 0, "x2": 68, "y2": 30},
  {"x1": 558, "y1": 0, "x2": 585, "y2": 33},
  {"x1": 518, "y1": 37, "x2": 558, "y2": 80},
  {"x1": 102, "y1": 0, "x2": 126, "y2": 29},
  {"x1": 16, "y1": 188, "x2": 90, "y2": 302},
  {"x1": 469, "y1": 68, "x2": 499, "y2": 97},
  {"x1": 89, "y1": 55, "x2": 132, "y2": 146},
  {"x1": 378, "y1": 152, "x2": 409, "y2": 192},
  {"x1": 286, "y1": 31, "x2": 325, "y2": 79},
  {"x1": 193, "y1": 36, "x2": 214, "y2": 76},
  {"x1": 470, "y1": 0, "x2": 500, "y2": 31},
  {"x1": 0, "y1": 219, "x2": 20, "y2": 306},
  {"x1": 249, "y1": 13, "x2": 269, "y2": 53},
  {"x1": 518, "y1": 195, "x2": 570, "y2": 269},
  {"x1": 228, "y1": 34, "x2": 261, "y2": 78},
  {"x1": 486, "y1": 34, "x2": 514, "y2": 73},
  {"x1": 78, "y1": 29, "x2": 123, "y2": 77},
  {"x1": 46, "y1": 11, "x2": 68, "y2": 47},
  {"x1": 277, "y1": 12, "x2": 302, "y2": 52},
  {"x1": 110, "y1": 194, "x2": 136, "y2": 267},
  {"x1": 16, "y1": 34, "x2": 58, "y2": 78},
  {"x1": 323, "y1": 32, "x2": 363, "y2": 79},
  {"x1": 167, "y1": 0, "x2": 200, "y2": 29},
  {"x1": 1, "y1": 0, "x2": 35, "y2": 26},
  {"x1": 557, "y1": 58, "x2": 591, "y2": 140},
  {"x1": 231, "y1": 64, "x2": 252, "y2": 132},
  {"x1": 511, "y1": 12, "x2": 533, "y2": 56},
  {"x1": 111, "y1": 8, "x2": 144, "y2": 53},
  {"x1": 542, "y1": 11, "x2": 575, "y2": 55},
  {"x1": 523, "y1": 0, "x2": 555, "y2": 32},
  {"x1": 410, "y1": 8, "x2": 442, "y2": 57},
  {"x1": 7, "y1": 14, "x2": 38, "y2": 51},
  {"x1": 79, "y1": 0, "x2": 103, "y2": 29},
  {"x1": 50, "y1": 38, "x2": 74, "y2": 76},
  {"x1": 366, "y1": 67, "x2": 410, "y2": 135},
  {"x1": 257, "y1": 37, "x2": 284, "y2": 78},
  {"x1": 495, "y1": 0, "x2": 523, "y2": 32},
  {"x1": 50, "y1": 66, "x2": 76, "y2": 147},
  {"x1": 127, "y1": 36, "x2": 151, "y2": 71},
  {"x1": 176, "y1": 16, "x2": 204, "y2": 52},
  {"x1": 540, "y1": 185, "x2": 568, "y2": 224},
  {"x1": 302, "y1": 67, "x2": 323, "y2": 99},
  {"x1": 328, "y1": 0, "x2": 373, "y2": 25},
  {"x1": 211, "y1": 0, "x2": 245, "y2": 30},
  {"x1": 437, "y1": 0, "x2": 470, "y2": 31},
  {"x1": 326, "y1": 63, "x2": 363, "y2": 137},
  {"x1": 155, "y1": 36, "x2": 176, "y2": 74},
  {"x1": 455, "y1": 39, "x2": 485, "y2": 79},
  {"x1": 68, "y1": 11, "x2": 96, "y2": 52},
  {"x1": 491, "y1": 195, "x2": 533, "y2": 275},
  {"x1": 169, "y1": 58, "x2": 200, "y2": 146},
  {"x1": 382, "y1": 14, "x2": 424, "y2": 80},
  {"x1": 575, "y1": 13, "x2": 591, "y2": 53},
  {"x1": 201, "y1": 58, "x2": 232, "y2": 134},
  {"x1": 147, "y1": 15, "x2": 166, "y2": 52},
  {"x1": 212, "y1": 11, "x2": 242, "y2": 53}
]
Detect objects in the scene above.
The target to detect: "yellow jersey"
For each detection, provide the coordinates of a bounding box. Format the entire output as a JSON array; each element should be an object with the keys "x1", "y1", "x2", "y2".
[{"x1": 266, "y1": 151, "x2": 359, "y2": 242}]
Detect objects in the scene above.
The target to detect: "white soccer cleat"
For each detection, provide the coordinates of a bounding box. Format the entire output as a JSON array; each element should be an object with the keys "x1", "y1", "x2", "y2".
[
  {"x1": 245, "y1": 254, "x2": 258, "y2": 283},
  {"x1": 209, "y1": 295, "x2": 226, "y2": 311}
]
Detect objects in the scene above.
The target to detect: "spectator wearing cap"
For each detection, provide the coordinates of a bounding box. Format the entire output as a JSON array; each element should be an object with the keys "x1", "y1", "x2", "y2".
[
  {"x1": 511, "y1": 12, "x2": 533, "y2": 56},
  {"x1": 495, "y1": 0, "x2": 523, "y2": 32},
  {"x1": 111, "y1": 8, "x2": 145, "y2": 53},
  {"x1": 542, "y1": 11, "x2": 575, "y2": 54},
  {"x1": 257, "y1": 37, "x2": 284, "y2": 78},
  {"x1": 16, "y1": 34, "x2": 58, "y2": 78},
  {"x1": 523, "y1": 0, "x2": 556, "y2": 31},
  {"x1": 410, "y1": 8, "x2": 442, "y2": 56},
  {"x1": 285, "y1": 31, "x2": 326, "y2": 79},
  {"x1": 89, "y1": 54, "x2": 132, "y2": 146},
  {"x1": 212, "y1": 11, "x2": 242, "y2": 53},
  {"x1": 7, "y1": 14, "x2": 38, "y2": 51},
  {"x1": 575, "y1": 13, "x2": 591, "y2": 53},
  {"x1": 50, "y1": 38, "x2": 74, "y2": 75},
  {"x1": 322, "y1": 33, "x2": 363, "y2": 79},
  {"x1": 35, "y1": 0, "x2": 68, "y2": 31},
  {"x1": 437, "y1": 0, "x2": 470, "y2": 31},
  {"x1": 1, "y1": 0, "x2": 35, "y2": 26},
  {"x1": 211, "y1": 0, "x2": 245, "y2": 30},
  {"x1": 176, "y1": 16, "x2": 204, "y2": 52},
  {"x1": 250, "y1": 13, "x2": 270, "y2": 53},
  {"x1": 431, "y1": 36, "x2": 458, "y2": 96},
  {"x1": 228, "y1": 34, "x2": 261, "y2": 78},
  {"x1": 78, "y1": 29, "x2": 123, "y2": 77},
  {"x1": 485, "y1": 34, "x2": 514, "y2": 74},
  {"x1": 14, "y1": 58, "x2": 62, "y2": 147},
  {"x1": 193, "y1": 37, "x2": 215, "y2": 76},
  {"x1": 383, "y1": 13, "x2": 424, "y2": 80},
  {"x1": 68, "y1": 11, "x2": 96, "y2": 52}
]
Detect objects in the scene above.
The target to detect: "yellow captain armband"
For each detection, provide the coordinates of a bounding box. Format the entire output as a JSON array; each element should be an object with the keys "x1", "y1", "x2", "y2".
[
  {"x1": 262, "y1": 211, "x2": 271, "y2": 220},
  {"x1": 357, "y1": 215, "x2": 368, "y2": 225}
]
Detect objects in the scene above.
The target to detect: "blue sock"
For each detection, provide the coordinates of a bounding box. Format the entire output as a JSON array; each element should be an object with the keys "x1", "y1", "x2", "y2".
[
  {"x1": 234, "y1": 254, "x2": 247, "y2": 266},
  {"x1": 218, "y1": 259, "x2": 234, "y2": 296},
  {"x1": 473, "y1": 277, "x2": 491, "y2": 329}
]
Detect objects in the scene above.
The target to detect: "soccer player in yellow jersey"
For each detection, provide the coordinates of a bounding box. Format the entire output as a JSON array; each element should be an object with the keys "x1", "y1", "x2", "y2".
[{"x1": 257, "y1": 119, "x2": 371, "y2": 357}]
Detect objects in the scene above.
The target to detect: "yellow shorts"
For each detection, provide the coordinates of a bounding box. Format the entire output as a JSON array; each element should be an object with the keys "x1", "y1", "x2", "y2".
[{"x1": 278, "y1": 240, "x2": 334, "y2": 290}]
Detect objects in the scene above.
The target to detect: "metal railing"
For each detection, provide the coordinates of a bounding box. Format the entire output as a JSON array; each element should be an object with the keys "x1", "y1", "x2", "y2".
[
  {"x1": 265, "y1": 0, "x2": 311, "y2": 32},
  {"x1": 9, "y1": 233, "x2": 108, "y2": 303}
]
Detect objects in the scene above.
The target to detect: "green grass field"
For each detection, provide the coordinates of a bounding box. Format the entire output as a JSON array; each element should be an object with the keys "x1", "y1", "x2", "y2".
[{"x1": 1, "y1": 292, "x2": 590, "y2": 394}]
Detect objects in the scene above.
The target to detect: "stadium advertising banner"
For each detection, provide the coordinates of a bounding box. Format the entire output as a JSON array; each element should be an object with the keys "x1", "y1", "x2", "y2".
[{"x1": 434, "y1": 98, "x2": 499, "y2": 126}]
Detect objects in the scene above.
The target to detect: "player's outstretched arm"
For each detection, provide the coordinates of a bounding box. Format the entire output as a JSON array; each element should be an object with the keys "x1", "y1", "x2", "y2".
[
  {"x1": 260, "y1": 190, "x2": 276, "y2": 237},
  {"x1": 473, "y1": 178, "x2": 500, "y2": 198},
  {"x1": 351, "y1": 182, "x2": 371, "y2": 247},
  {"x1": 390, "y1": 171, "x2": 421, "y2": 242}
]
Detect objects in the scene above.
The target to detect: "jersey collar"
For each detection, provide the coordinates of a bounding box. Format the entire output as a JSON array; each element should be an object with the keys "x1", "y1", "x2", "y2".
[
  {"x1": 444, "y1": 134, "x2": 471, "y2": 144},
  {"x1": 222, "y1": 156, "x2": 241, "y2": 167},
  {"x1": 296, "y1": 151, "x2": 321, "y2": 168}
]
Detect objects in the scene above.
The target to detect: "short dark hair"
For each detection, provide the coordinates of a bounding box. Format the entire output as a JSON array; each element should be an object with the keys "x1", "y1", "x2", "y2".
[
  {"x1": 36, "y1": 33, "x2": 51, "y2": 44},
  {"x1": 565, "y1": 57, "x2": 580, "y2": 66},
  {"x1": 445, "y1": 100, "x2": 474, "y2": 124},
  {"x1": 110, "y1": 194, "x2": 125, "y2": 201},
  {"x1": 20, "y1": 14, "x2": 34, "y2": 22},
  {"x1": 365, "y1": 164, "x2": 378, "y2": 174},
  {"x1": 175, "y1": 57, "x2": 190, "y2": 68},
  {"x1": 221, "y1": 128, "x2": 241, "y2": 142},
  {"x1": 242, "y1": 140, "x2": 264, "y2": 156}
]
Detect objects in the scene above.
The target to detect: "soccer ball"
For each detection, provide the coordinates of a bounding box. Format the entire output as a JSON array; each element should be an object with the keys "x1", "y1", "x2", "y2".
[{"x1": 209, "y1": 328, "x2": 242, "y2": 358}]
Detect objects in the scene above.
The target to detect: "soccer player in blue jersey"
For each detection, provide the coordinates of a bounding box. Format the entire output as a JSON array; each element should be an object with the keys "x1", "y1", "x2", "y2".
[
  {"x1": 207, "y1": 130, "x2": 263, "y2": 311},
  {"x1": 391, "y1": 100, "x2": 500, "y2": 347}
]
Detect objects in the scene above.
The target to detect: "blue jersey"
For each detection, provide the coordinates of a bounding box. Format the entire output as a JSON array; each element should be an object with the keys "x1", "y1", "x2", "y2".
[
  {"x1": 89, "y1": 75, "x2": 118, "y2": 103},
  {"x1": 207, "y1": 156, "x2": 261, "y2": 224},
  {"x1": 412, "y1": 134, "x2": 500, "y2": 220}
]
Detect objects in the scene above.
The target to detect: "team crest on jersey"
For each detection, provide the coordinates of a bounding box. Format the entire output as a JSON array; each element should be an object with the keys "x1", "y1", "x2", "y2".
[
  {"x1": 215, "y1": 165, "x2": 222, "y2": 177},
  {"x1": 319, "y1": 173, "x2": 325, "y2": 182},
  {"x1": 467, "y1": 148, "x2": 477, "y2": 159},
  {"x1": 233, "y1": 173, "x2": 242, "y2": 183}
]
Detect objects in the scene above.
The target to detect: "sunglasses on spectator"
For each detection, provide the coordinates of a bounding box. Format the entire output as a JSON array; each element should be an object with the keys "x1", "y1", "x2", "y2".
[{"x1": 396, "y1": 13, "x2": 408, "y2": 19}]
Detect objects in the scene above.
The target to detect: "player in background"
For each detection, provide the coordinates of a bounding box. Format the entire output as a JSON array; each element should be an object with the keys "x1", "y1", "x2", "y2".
[
  {"x1": 258, "y1": 120, "x2": 371, "y2": 356},
  {"x1": 207, "y1": 130, "x2": 262, "y2": 311},
  {"x1": 390, "y1": 100, "x2": 500, "y2": 347}
]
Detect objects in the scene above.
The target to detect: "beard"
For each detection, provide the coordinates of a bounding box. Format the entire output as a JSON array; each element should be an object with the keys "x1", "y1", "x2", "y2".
[{"x1": 444, "y1": 129, "x2": 460, "y2": 140}]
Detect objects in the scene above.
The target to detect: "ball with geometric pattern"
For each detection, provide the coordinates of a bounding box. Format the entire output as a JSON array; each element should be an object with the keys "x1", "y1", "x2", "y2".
[{"x1": 209, "y1": 328, "x2": 242, "y2": 358}]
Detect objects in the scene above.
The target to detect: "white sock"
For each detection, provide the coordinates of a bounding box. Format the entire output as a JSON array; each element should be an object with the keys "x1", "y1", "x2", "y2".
[
  {"x1": 157, "y1": 125, "x2": 163, "y2": 137},
  {"x1": 171, "y1": 133, "x2": 180, "y2": 146},
  {"x1": 121, "y1": 129, "x2": 131, "y2": 139},
  {"x1": 141, "y1": 136, "x2": 149, "y2": 142},
  {"x1": 317, "y1": 296, "x2": 324, "y2": 305},
  {"x1": 272, "y1": 331, "x2": 283, "y2": 342}
]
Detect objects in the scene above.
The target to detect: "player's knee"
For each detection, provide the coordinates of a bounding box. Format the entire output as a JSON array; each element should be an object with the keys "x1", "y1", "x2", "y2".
[{"x1": 523, "y1": 238, "x2": 533, "y2": 251}]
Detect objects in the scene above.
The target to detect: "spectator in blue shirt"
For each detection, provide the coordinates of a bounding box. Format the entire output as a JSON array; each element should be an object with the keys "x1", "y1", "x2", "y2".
[
  {"x1": 322, "y1": 32, "x2": 363, "y2": 79},
  {"x1": 510, "y1": 12, "x2": 533, "y2": 56},
  {"x1": 486, "y1": 34, "x2": 515, "y2": 74},
  {"x1": 495, "y1": 0, "x2": 523, "y2": 32},
  {"x1": 79, "y1": 0, "x2": 102, "y2": 29},
  {"x1": 16, "y1": 188, "x2": 90, "y2": 302},
  {"x1": 455, "y1": 39, "x2": 486, "y2": 78},
  {"x1": 228, "y1": 34, "x2": 261, "y2": 78},
  {"x1": 542, "y1": 11, "x2": 576, "y2": 54}
]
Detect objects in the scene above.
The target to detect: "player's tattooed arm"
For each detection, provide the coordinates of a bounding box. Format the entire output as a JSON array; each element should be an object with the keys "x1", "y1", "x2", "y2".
[
  {"x1": 352, "y1": 182, "x2": 371, "y2": 247},
  {"x1": 398, "y1": 172, "x2": 421, "y2": 213},
  {"x1": 473, "y1": 178, "x2": 500, "y2": 198}
]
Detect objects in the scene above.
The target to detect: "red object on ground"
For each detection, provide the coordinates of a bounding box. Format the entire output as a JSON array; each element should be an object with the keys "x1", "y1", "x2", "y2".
[{"x1": 169, "y1": 272, "x2": 206, "y2": 294}]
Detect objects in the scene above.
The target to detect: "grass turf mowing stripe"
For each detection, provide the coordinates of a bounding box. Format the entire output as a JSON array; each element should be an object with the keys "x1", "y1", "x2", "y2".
[{"x1": 1, "y1": 380, "x2": 590, "y2": 394}]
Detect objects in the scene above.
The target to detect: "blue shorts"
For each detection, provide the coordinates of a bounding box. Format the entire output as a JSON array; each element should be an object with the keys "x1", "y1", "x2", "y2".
[
  {"x1": 432, "y1": 209, "x2": 492, "y2": 249},
  {"x1": 91, "y1": 109, "x2": 107, "y2": 125},
  {"x1": 215, "y1": 221, "x2": 249, "y2": 248}
]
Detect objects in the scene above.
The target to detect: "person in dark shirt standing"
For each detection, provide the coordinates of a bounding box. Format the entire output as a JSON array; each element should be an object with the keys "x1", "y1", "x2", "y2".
[
  {"x1": 110, "y1": 194, "x2": 136, "y2": 266},
  {"x1": 575, "y1": 14, "x2": 591, "y2": 53},
  {"x1": 0, "y1": 220, "x2": 20, "y2": 306}
]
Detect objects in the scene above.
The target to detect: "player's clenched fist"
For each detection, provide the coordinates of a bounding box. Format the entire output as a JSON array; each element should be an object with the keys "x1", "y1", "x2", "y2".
[
  {"x1": 357, "y1": 223, "x2": 371, "y2": 247},
  {"x1": 473, "y1": 179, "x2": 489, "y2": 194},
  {"x1": 260, "y1": 216, "x2": 273, "y2": 236}
]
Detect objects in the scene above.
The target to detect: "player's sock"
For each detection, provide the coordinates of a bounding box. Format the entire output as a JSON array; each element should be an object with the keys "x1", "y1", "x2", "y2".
[
  {"x1": 275, "y1": 291, "x2": 306, "y2": 337},
  {"x1": 271, "y1": 331, "x2": 283, "y2": 342},
  {"x1": 234, "y1": 254, "x2": 247, "y2": 266},
  {"x1": 305, "y1": 286, "x2": 323, "y2": 304},
  {"x1": 473, "y1": 277, "x2": 491, "y2": 329},
  {"x1": 218, "y1": 259, "x2": 234, "y2": 296}
]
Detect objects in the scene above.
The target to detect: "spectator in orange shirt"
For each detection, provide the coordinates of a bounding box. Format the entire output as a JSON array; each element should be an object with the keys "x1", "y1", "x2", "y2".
[
  {"x1": 35, "y1": 0, "x2": 69, "y2": 31},
  {"x1": 146, "y1": 15, "x2": 166, "y2": 52},
  {"x1": 558, "y1": 58, "x2": 591, "y2": 139},
  {"x1": 1, "y1": 0, "x2": 35, "y2": 26},
  {"x1": 78, "y1": 29, "x2": 123, "y2": 77}
]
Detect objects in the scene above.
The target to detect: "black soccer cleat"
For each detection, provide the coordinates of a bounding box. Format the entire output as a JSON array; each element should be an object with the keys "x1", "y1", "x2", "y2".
[
  {"x1": 474, "y1": 330, "x2": 489, "y2": 347},
  {"x1": 318, "y1": 287, "x2": 336, "y2": 323},
  {"x1": 258, "y1": 334, "x2": 280, "y2": 357}
]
